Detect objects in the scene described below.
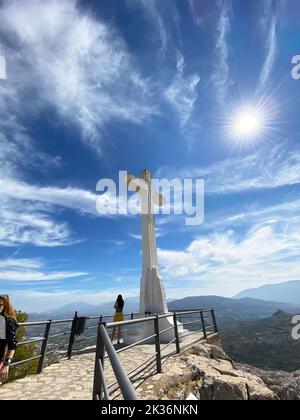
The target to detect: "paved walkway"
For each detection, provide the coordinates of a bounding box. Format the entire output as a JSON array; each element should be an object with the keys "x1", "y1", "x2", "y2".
[{"x1": 0, "y1": 333, "x2": 206, "y2": 400}]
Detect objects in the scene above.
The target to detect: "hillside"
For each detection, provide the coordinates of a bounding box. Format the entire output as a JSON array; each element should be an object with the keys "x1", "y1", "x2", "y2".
[
  {"x1": 29, "y1": 295, "x2": 300, "y2": 323},
  {"x1": 234, "y1": 281, "x2": 300, "y2": 305},
  {"x1": 168, "y1": 295, "x2": 300, "y2": 324},
  {"x1": 221, "y1": 311, "x2": 300, "y2": 372}
]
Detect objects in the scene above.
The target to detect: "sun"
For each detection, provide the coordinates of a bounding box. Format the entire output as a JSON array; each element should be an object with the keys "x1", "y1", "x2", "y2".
[
  {"x1": 232, "y1": 108, "x2": 263, "y2": 139},
  {"x1": 222, "y1": 98, "x2": 277, "y2": 147}
]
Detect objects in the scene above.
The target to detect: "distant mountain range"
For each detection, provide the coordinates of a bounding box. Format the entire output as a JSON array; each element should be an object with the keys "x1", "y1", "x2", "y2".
[
  {"x1": 234, "y1": 281, "x2": 300, "y2": 305},
  {"x1": 168, "y1": 295, "x2": 300, "y2": 324},
  {"x1": 29, "y1": 297, "x2": 140, "y2": 320},
  {"x1": 29, "y1": 295, "x2": 300, "y2": 324}
]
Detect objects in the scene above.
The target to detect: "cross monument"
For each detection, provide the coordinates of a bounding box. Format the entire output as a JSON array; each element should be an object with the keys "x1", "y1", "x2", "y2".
[{"x1": 124, "y1": 169, "x2": 185, "y2": 344}]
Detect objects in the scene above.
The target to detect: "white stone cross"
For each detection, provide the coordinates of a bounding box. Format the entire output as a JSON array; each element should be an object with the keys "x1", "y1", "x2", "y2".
[{"x1": 127, "y1": 169, "x2": 168, "y2": 314}]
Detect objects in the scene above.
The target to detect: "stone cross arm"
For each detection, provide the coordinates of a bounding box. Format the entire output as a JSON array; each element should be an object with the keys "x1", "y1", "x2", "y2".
[{"x1": 126, "y1": 172, "x2": 166, "y2": 207}]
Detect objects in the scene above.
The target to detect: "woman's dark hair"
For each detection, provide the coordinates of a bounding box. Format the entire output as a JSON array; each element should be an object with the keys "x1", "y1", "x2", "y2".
[{"x1": 116, "y1": 295, "x2": 124, "y2": 310}]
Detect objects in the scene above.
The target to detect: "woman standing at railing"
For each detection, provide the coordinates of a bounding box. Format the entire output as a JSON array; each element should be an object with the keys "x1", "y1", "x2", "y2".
[
  {"x1": 111, "y1": 295, "x2": 124, "y2": 344},
  {"x1": 0, "y1": 295, "x2": 18, "y2": 385}
]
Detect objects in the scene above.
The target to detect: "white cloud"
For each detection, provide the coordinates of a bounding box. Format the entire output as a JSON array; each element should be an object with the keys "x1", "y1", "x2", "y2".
[
  {"x1": 0, "y1": 0, "x2": 156, "y2": 155},
  {"x1": 0, "y1": 54, "x2": 6, "y2": 79},
  {"x1": 129, "y1": 0, "x2": 167, "y2": 55},
  {"x1": 0, "y1": 257, "x2": 87, "y2": 282},
  {"x1": 0, "y1": 0, "x2": 158, "y2": 246},
  {"x1": 0, "y1": 175, "x2": 143, "y2": 246},
  {"x1": 0, "y1": 258, "x2": 42, "y2": 269},
  {"x1": 0, "y1": 271, "x2": 86, "y2": 282},
  {"x1": 0, "y1": 196, "x2": 74, "y2": 247},
  {"x1": 0, "y1": 178, "x2": 98, "y2": 215},
  {"x1": 158, "y1": 221, "x2": 300, "y2": 296},
  {"x1": 157, "y1": 145, "x2": 300, "y2": 194},
  {"x1": 211, "y1": 198, "x2": 300, "y2": 232},
  {"x1": 164, "y1": 53, "x2": 200, "y2": 128},
  {"x1": 259, "y1": 0, "x2": 283, "y2": 89},
  {"x1": 211, "y1": 0, "x2": 231, "y2": 105},
  {"x1": 11, "y1": 288, "x2": 139, "y2": 312},
  {"x1": 188, "y1": 0, "x2": 218, "y2": 28}
]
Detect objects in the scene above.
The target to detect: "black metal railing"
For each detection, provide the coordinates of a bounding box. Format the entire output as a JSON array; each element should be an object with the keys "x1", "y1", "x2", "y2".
[
  {"x1": 12, "y1": 311, "x2": 138, "y2": 375},
  {"x1": 11, "y1": 307, "x2": 218, "y2": 396},
  {"x1": 93, "y1": 323, "x2": 138, "y2": 401},
  {"x1": 93, "y1": 309, "x2": 218, "y2": 401}
]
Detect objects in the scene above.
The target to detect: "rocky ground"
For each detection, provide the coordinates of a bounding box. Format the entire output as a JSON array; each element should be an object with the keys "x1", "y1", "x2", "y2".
[
  {"x1": 137, "y1": 336, "x2": 300, "y2": 400},
  {"x1": 1, "y1": 333, "x2": 299, "y2": 400},
  {"x1": 238, "y1": 364, "x2": 300, "y2": 400}
]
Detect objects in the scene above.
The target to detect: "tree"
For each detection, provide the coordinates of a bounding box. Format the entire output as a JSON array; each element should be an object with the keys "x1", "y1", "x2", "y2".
[{"x1": 8, "y1": 311, "x2": 38, "y2": 382}]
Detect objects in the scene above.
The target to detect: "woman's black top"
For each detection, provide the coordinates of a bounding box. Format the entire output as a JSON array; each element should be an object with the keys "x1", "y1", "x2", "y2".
[{"x1": 0, "y1": 316, "x2": 19, "y2": 360}]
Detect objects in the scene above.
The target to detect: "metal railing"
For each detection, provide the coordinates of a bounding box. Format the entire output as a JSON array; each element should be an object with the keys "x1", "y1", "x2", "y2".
[
  {"x1": 11, "y1": 307, "x2": 218, "y2": 395},
  {"x1": 93, "y1": 309, "x2": 218, "y2": 401},
  {"x1": 93, "y1": 324, "x2": 138, "y2": 401},
  {"x1": 12, "y1": 311, "x2": 138, "y2": 375}
]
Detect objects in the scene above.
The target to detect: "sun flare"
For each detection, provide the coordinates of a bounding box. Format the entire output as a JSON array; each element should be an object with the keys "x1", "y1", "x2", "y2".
[
  {"x1": 222, "y1": 98, "x2": 277, "y2": 147},
  {"x1": 232, "y1": 109, "x2": 263, "y2": 139}
]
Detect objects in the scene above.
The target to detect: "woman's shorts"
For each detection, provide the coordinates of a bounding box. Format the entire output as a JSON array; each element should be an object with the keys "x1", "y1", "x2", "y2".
[{"x1": 113, "y1": 312, "x2": 124, "y2": 322}]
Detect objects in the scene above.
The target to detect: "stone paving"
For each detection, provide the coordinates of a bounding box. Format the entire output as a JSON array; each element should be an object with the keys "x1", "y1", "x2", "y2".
[{"x1": 0, "y1": 333, "x2": 206, "y2": 400}]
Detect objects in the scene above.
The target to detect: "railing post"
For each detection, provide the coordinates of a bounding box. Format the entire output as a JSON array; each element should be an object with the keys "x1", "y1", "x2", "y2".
[
  {"x1": 154, "y1": 315, "x2": 162, "y2": 374},
  {"x1": 37, "y1": 320, "x2": 52, "y2": 374},
  {"x1": 93, "y1": 322, "x2": 106, "y2": 401},
  {"x1": 173, "y1": 313, "x2": 180, "y2": 354},
  {"x1": 67, "y1": 311, "x2": 78, "y2": 359},
  {"x1": 211, "y1": 309, "x2": 218, "y2": 333},
  {"x1": 200, "y1": 310, "x2": 207, "y2": 340}
]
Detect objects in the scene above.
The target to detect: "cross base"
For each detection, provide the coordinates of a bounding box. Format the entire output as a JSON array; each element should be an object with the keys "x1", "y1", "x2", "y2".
[{"x1": 123, "y1": 314, "x2": 187, "y2": 345}]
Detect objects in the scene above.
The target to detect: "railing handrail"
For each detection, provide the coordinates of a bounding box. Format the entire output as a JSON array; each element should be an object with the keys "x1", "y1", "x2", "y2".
[
  {"x1": 97, "y1": 324, "x2": 138, "y2": 400},
  {"x1": 12, "y1": 308, "x2": 218, "y2": 389},
  {"x1": 19, "y1": 319, "x2": 73, "y2": 327},
  {"x1": 93, "y1": 309, "x2": 219, "y2": 401},
  {"x1": 13, "y1": 310, "x2": 156, "y2": 373},
  {"x1": 19, "y1": 312, "x2": 140, "y2": 328}
]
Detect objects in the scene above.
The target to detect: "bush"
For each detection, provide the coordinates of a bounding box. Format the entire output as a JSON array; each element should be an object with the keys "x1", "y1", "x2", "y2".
[{"x1": 8, "y1": 311, "x2": 38, "y2": 382}]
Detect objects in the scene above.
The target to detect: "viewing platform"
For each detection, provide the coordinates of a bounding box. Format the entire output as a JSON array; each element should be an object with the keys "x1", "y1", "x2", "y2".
[
  {"x1": 0, "y1": 309, "x2": 219, "y2": 400},
  {"x1": 0, "y1": 332, "x2": 216, "y2": 400}
]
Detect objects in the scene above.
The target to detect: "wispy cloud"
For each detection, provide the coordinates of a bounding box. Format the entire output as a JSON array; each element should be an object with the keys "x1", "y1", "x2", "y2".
[
  {"x1": 0, "y1": 178, "x2": 97, "y2": 247},
  {"x1": 164, "y1": 53, "x2": 200, "y2": 128},
  {"x1": 129, "y1": 0, "x2": 167, "y2": 55},
  {"x1": 0, "y1": 176, "x2": 142, "y2": 246},
  {"x1": 211, "y1": 0, "x2": 231, "y2": 105},
  {"x1": 0, "y1": 0, "x2": 155, "y2": 155},
  {"x1": 0, "y1": 198, "x2": 75, "y2": 247},
  {"x1": 0, "y1": 258, "x2": 42, "y2": 270},
  {"x1": 0, "y1": 257, "x2": 87, "y2": 282},
  {"x1": 0, "y1": 53, "x2": 6, "y2": 79},
  {"x1": 188, "y1": 0, "x2": 217, "y2": 28},
  {"x1": 0, "y1": 178, "x2": 98, "y2": 215},
  {"x1": 11, "y1": 288, "x2": 139, "y2": 312},
  {"x1": 157, "y1": 144, "x2": 300, "y2": 194},
  {"x1": 0, "y1": 0, "x2": 158, "y2": 248},
  {"x1": 158, "y1": 221, "x2": 300, "y2": 296},
  {"x1": 258, "y1": 0, "x2": 284, "y2": 89}
]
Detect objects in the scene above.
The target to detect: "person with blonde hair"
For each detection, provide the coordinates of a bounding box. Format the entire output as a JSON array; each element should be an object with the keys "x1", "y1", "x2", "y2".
[{"x1": 0, "y1": 295, "x2": 18, "y2": 385}]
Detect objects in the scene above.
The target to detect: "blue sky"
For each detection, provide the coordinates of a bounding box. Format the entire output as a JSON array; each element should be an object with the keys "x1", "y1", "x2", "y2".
[{"x1": 0, "y1": 0, "x2": 300, "y2": 312}]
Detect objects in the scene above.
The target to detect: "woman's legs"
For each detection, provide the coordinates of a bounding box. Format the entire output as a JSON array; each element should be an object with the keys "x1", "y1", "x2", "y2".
[
  {"x1": 117, "y1": 326, "x2": 122, "y2": 343},
  {"x1": 111, "y1": 327, "x2": 116, "y2": 342}
]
